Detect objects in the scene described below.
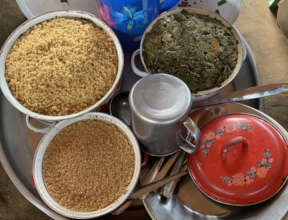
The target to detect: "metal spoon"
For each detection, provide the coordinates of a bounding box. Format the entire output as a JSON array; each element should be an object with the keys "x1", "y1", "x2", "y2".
[{"x1": 109, "y1": 91, "x2": 131, "y2": 126}]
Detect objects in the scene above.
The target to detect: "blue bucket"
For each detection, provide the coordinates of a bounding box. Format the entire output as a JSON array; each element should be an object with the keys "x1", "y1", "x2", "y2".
[{"x1": 95, "y1": 0, "x2": 179, "y2": 51}]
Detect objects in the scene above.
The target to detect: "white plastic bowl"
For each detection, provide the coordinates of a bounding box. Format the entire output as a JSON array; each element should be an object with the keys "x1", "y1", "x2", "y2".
[
  {"x1": 33, "y1": 112, "x2": 141, "y2": 219},
  {"x1": 15, "y1": 0, "x2": 99, "y2": 19}
]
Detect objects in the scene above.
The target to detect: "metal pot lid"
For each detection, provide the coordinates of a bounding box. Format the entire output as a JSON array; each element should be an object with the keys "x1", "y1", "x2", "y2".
[{"x1": 188, "y1": 113, "x2": 288, "y2": 206}]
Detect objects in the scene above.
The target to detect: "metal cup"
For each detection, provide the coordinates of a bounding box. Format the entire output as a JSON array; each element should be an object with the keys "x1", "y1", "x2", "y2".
[{"x1": 129, "y1": 74, "x2": 200, "y2": 156}]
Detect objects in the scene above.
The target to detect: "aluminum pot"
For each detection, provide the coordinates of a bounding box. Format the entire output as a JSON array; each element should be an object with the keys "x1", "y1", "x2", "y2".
[
  {"x1": 129, "y1": 73, "x2": 200, "y2": 156},
  {"x1": 33, "y1": 112, "x2": 141, "y2": 219},
  {"x1": 0, "y1": 10, "x2": 124, "y2": 133},
  {"x1": 131, "y1": 7, "x2": 244, "y2": 100}
]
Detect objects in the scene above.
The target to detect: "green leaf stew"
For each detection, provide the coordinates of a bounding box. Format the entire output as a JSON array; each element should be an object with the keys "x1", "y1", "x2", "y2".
[{"x1": 143, "y1": 10, "x2": 238, "y2": 93}]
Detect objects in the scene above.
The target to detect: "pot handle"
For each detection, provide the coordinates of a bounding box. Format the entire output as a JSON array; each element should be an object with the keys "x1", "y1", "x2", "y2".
[
  {"x1": 26, "y1": 115, "x2": 56, "y2": 134},
  {"x1": 176, "y1": 117, "x2": 200, "y2": 154},
  {"x1": 131, "y1": 49, "x2": 150, "y2": 77}
]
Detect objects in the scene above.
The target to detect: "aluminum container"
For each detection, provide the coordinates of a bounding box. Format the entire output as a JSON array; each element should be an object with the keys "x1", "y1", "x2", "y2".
[
  {"x1": 129, "y1": 73, "x2": 200, "y2": 156},
  {"x1": 131, "y1": 7, "x2": 244, "y2": 100},
  {"x1": 33, "y1": 112, "x2": 141, "y2": 219},
  {"x1": 0, "y1": 10, "x2": 124, "y2": 132}
]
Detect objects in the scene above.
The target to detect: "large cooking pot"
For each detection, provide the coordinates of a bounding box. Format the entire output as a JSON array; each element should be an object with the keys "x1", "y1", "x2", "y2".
[
  {"x1": 33, "y1": 112, "x2": 141, "y2": 219},
  {"x1": 131, "y1": 7, "x2": 245, "y2": 100},
  {"x1": 0, "y1": 10, "x2": 124, "y2": 133}
]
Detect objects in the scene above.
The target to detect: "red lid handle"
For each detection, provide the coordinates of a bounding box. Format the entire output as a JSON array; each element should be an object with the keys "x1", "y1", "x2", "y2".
[{"x1": 222, "y1": 136, "x2": 248, "y2": 162}]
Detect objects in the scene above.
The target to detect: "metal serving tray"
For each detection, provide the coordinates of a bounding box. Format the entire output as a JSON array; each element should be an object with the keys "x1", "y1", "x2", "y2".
[{"x1": 0, "y1": 37, "x2": 276, "y2": 220}]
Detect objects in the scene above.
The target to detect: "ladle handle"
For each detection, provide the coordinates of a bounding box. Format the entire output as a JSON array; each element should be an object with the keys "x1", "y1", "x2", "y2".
[
  {"x1": 223, "y1": 83, "x2": 288, "y2": 99},
  {"x1": 192, "y1": 83, "x2": 288, "y2": 108}
]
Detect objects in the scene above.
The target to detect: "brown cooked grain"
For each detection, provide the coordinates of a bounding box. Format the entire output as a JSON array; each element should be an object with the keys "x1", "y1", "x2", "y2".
[
  {"x1": 5, "y1": 17, "x2": 118, "y2": 116},
  {"x1": 42, "y1": 119, "x2": 135, "y2": 212}
]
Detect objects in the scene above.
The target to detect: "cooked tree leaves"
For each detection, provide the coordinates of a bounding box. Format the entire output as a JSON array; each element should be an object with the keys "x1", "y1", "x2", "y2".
[{"x1": 143, "y1": 11, "x2": 238, "y2": 93}]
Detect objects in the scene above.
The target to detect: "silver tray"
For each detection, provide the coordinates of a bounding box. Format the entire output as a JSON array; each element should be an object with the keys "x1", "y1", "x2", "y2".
[{"x1": 0, "y1": 37, "x2": 266, "y2": 220}]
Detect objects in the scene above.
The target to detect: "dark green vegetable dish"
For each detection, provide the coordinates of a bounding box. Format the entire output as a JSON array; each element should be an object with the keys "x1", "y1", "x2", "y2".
[{"x1": 143, "y1": 10, "x2": 238, "y2": 93}]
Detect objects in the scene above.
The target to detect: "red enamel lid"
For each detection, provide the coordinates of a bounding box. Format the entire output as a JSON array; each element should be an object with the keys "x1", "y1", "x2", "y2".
[{"x1": 188, "y1": 114, "x2": 288, "y2": 206}]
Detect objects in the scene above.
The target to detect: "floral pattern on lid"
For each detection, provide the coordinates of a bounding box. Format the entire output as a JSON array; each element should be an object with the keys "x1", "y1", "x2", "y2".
[
  {"x1": 220, "y1": 149, "x2": 273, "y2": 186},
  {"x1": 201, "y1": 122, "x2": 251, "y2": 157}
]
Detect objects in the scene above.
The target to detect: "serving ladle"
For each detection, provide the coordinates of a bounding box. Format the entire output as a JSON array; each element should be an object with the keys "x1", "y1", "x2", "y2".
[{"x1": 109, "y1": 83, "x2": 288, "y2": 125}]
